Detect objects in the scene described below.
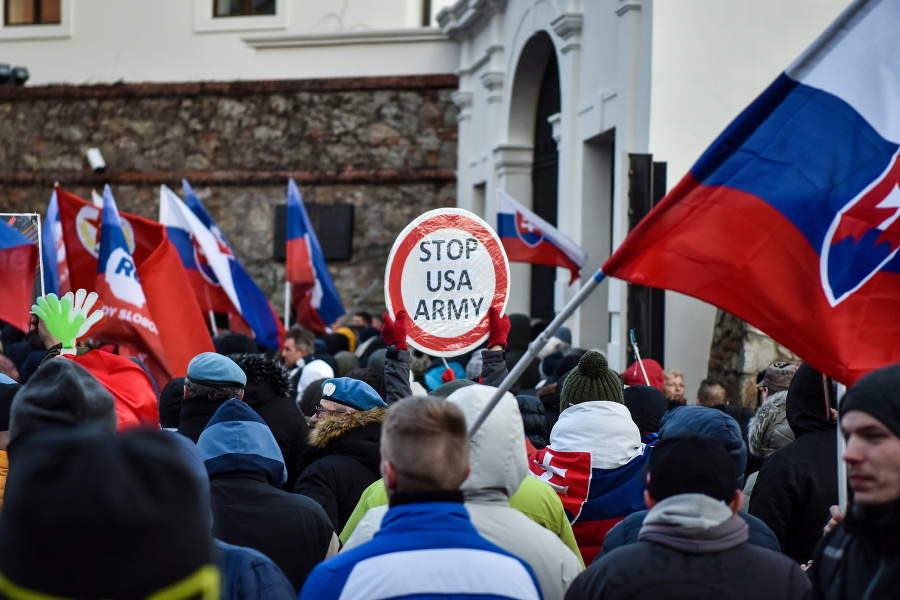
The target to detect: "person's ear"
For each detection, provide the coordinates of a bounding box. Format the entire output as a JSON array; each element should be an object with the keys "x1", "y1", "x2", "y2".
[
  {"x1": 383, "y1": 460, "x2": 398, "y2": 494},
  {"x1": 728, "y1": 490, "x2": 743, "y2": 514},
  {"x1": 237, "y1": 389, "x2": 245, "y2": 400},
  {"x1": 183, "y1": 384, "x2": 188, "y2": 399},
  {"x1": 644, "y1": 489, "x2": 658, "y2": 510}
]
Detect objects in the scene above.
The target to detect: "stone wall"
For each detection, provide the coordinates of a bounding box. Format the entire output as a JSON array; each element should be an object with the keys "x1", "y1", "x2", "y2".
[
  {"x1": 0, "y1": 76, "x2": 459, "y2": 321},
  {"x1": 708, "y1": 309, "x2": 800, "y2": 408}
]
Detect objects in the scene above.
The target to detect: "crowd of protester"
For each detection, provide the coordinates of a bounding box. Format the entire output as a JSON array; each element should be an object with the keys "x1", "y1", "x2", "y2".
[{"x1": 0, "y1": 303, "x2": 894, "y2": 600}]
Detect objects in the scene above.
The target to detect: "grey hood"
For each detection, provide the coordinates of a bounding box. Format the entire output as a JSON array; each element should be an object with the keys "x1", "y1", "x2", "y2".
[
  {"x1": 639, "y1": 493, "x2": 748, "y2": 553},
  {"x1": 446, "y1": 384, "x2": 527, "y2": 501}
]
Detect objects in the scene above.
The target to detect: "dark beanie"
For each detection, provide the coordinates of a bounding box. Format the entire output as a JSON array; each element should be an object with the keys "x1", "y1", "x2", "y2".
[
  {"x1": 647, "y1": 434, "x2": 736, "y2": 502},
  {"x1": 158, "y1": 377, "x2": 185, "y2": 429},
  {"x1": 432, "y1": 378, "x2": 476, "y2": 398},
  {"x1": 840, "y1": 364, "x2": 900, "y2": 439},
  {"x1": 560, "y1": 351, "x2": 624, "y2": 411},
  {"x1": 215, "y1": 333, "x2": 259, "y2": 356},
  {"x1": 0, "y1": 427, "x2": 217, "y2": 599},
  {"x1": 10, "y1": 359, "x2": 117, "y2": 443}
]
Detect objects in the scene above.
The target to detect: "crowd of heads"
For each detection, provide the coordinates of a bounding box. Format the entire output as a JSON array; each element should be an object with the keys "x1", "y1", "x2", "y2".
[{"x1": 1, "y1": 307, "x2": 900, "y2": 599}]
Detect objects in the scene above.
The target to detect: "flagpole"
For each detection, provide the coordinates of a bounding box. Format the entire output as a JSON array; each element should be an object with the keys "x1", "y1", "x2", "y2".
[
  {"x1": 629, "y1": 329, "x2": 651, "y2": 385},
  {"x1": 36, "y1": 213, "x2": 45, "y2": 298},
  {"x1": 284, "y1": 281, "x2": 291, "y2": 329},
  {"x1": 468, "y1": 269, "x2": 607, "y2": 438},
  {"x1": 209, "y1": 311, "x2": 218, "y2": 336}
]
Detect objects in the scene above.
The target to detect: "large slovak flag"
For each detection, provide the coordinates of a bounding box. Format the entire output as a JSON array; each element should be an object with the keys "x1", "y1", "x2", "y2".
[
  {"x1": 0, "y1": 218, "x2": 39, "y2": 332},
  {"x1": 286, "y1": 178, "x2": 344, "y2": 334},
  {"x1": 181, "y1": 180, "x2": 284, "y2": 350},
  {"x1": 497, "y1": 190, "x2": 587, "y2": 284},
  {"x1": 159, "y1": 185, "x2": 240, "y2": 318},
  {"x1": 603, "y1": 0, "x2": 900, "y2": 385},
  {"x1": 95, "y1": 186, "x2": 171, "y2": 381}
]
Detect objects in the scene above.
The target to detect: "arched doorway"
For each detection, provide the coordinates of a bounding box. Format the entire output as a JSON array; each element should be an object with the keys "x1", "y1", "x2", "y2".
[{"x1": 530, "y1": 51, "x2": 560, "y2": 320}]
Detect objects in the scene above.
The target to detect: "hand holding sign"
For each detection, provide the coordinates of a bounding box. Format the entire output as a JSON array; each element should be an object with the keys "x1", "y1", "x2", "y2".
[
  {"x1": 382, "y1": 310, "x2": 408, "y2": 350},
  {"x1": 487, "y1": 306, "x2": 511, "y2": 350},
  {"x1": 385, "y1": 208, "x2": 510, "y2": 356}
]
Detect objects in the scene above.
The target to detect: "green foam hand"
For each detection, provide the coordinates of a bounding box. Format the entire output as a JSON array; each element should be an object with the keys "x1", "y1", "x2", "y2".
[{"x1": 32, "y1": 291, "x2": 95, "y2": 349}]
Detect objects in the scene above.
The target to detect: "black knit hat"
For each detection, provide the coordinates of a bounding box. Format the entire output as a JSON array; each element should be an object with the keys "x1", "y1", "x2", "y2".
[
  {"x1": 10, "y1": 358, "x2": 117, "y2": 443},
  {"x1": 0, "y1": 427, "x2": 217, "y2": 599},
  {"x1": 560, "y1": 351, "x2": 624, "y2": 411},
  {"x1": 840, "y1": 364, "x2": 900, "y2": 440},
  {"x1": 646, "y1": 434, "x2": 736, "y2": 502}
]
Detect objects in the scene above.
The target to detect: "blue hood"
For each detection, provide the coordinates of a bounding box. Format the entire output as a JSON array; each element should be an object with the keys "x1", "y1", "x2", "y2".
[
  {"x1": 197, "y1": 399, "x2": 287, "y2": 486},
  {"x1": 659, "y1": 405, "x2": 747, "y2": 488}
]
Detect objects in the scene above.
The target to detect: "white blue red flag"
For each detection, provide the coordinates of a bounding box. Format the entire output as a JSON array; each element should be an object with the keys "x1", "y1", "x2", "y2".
[
  {"x1": 94, "y1": 185, "x2": 170, "y2": 379},
  {"x1": 0, "y1": 217, "x2": 39, "y2": 332},
  {"x1": 41, "y1": 190, "x2": 70, "y2": 297},
  {"x1": 604, "y1": 0, "x2": 900, "y2": 385},
  {"x1": 286, "y1": 178, "x2": 344, "y2": 334},
  {"x1": 159, "y1": 185, "x2": 240, "y2": 317},
  {"x1": 497, "y1": 190, "x2": 587, "y2": 284},
  {"x1": 181, "y1": 179, "x2": 284, "y2": 350}
]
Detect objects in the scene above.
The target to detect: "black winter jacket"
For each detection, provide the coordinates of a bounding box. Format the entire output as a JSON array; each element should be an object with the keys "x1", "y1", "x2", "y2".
[
  {"x1": 294, "y1": 408, "x2": 386, "y2": 531},
  {"x1": 809, "y1": 499, "x2": 900, "y2": 600},
  {"x1": 516, "y1": 394, "x2": 547, "y2": 449},
  {"x1": 749, "y1": 362, "x2": 838, "y2": 563},
  {"x1": 569, "y1": 533, "x2": 810, "y2": 600},
  {"x1": 210, "y1": 474, "x2": 335, "y2": 594}
]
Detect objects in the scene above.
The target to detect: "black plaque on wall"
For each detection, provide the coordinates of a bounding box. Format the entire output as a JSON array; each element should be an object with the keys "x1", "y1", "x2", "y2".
[{"x1": 273, "y1": 203, "x2": 354, "y2": 262}]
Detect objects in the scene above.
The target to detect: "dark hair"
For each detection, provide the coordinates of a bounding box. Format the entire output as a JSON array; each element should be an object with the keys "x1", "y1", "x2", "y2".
[
  {"x1": 345, "y1": 368, "x2": 383, "y2": 399},
  {"x1": 284, "y1": 327, "x2": 315, "y2": 354},
  {"x1": 184, "y1": 379, "x2": 243, "y2": 404},
  {"x1": 697, "y1": 378, "x2": 727, "y2": 407}
]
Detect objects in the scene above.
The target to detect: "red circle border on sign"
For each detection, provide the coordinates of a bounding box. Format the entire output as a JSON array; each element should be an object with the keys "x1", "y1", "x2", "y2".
[{"x1": 387, "y1": 213, "x2": 509, "y2": 355}]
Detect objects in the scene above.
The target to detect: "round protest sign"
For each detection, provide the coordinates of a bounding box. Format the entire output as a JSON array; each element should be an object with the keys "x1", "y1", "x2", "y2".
[{"x1": 384, "y1": 208, "x2": 510, "y2": 357}]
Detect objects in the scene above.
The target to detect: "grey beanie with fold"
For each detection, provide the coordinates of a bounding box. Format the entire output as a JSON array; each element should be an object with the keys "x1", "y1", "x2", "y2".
[{"x1": 10, "y1": 358, "x2": 117, "y2": 442}]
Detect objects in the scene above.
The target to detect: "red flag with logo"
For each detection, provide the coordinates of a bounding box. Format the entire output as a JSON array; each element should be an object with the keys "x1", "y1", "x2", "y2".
[{"x1": 55, "y1": 186, "x2": 213, "y2": 383}]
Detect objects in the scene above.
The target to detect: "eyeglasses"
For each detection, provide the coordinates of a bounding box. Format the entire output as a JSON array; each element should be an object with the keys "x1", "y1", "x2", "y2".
[{"x1": 315, "y1": 406, "x2": 348, "y2": 417}]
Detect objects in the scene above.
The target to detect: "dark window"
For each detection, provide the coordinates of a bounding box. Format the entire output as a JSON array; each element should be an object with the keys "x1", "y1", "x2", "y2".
[
  {"x1": 213, "y1": 0, "x2": 275, "y2": 17},
  {"x1": 5, "y1": 0, "x2": 61, "y2": 25}
]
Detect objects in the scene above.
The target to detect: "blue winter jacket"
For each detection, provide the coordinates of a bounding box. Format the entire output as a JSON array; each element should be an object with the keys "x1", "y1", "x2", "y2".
[{"x1": 298, "y1": 497, "x2": 544, "y2": 600}]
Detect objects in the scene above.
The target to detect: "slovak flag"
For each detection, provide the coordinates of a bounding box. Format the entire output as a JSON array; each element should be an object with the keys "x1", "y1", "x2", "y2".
[
  {"x1": 159, "y1": 185, "x2": 240, "y2": 317},
  {"x1": 528, "y1": 403, "x2": 650, "y2": 565},
  {"x1": 181, "y1": 180, "x2": 284, "y2": 350},
  {"x1": 603, "y1": 0, "x2": 900, "y2": 385},
  {"x1": 41, "y1": 190, "x2": 71, "y2": 297},
  {"x1": 497, "y1": 190, "x2": 587, "y2": 284},
  {"x1": 94, "y1": 186, "x2": 171, "y2": 379},
  {"x1": 286, "y1": 178, "x2": 344, "y2": 334},
  {"x1": 0, "y1": 218, "x2": 39, "y2": 332}
]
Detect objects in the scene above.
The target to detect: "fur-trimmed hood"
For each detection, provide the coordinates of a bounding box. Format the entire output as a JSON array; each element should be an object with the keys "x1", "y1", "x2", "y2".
[
  {"x1": 229, "y1": 353, "x2": 290, "y2": 403},
  {"x1": 308, "y1": 407, "x2": 387, "y2": 451},
  {"x1": 748, "y1": 391, "x2": 795, "y2": 460}
]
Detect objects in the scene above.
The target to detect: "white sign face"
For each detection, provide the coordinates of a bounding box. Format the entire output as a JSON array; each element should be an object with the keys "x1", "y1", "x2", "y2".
[{"x1": 385, "y1": 208, "x2": 510, "y2": 357}]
